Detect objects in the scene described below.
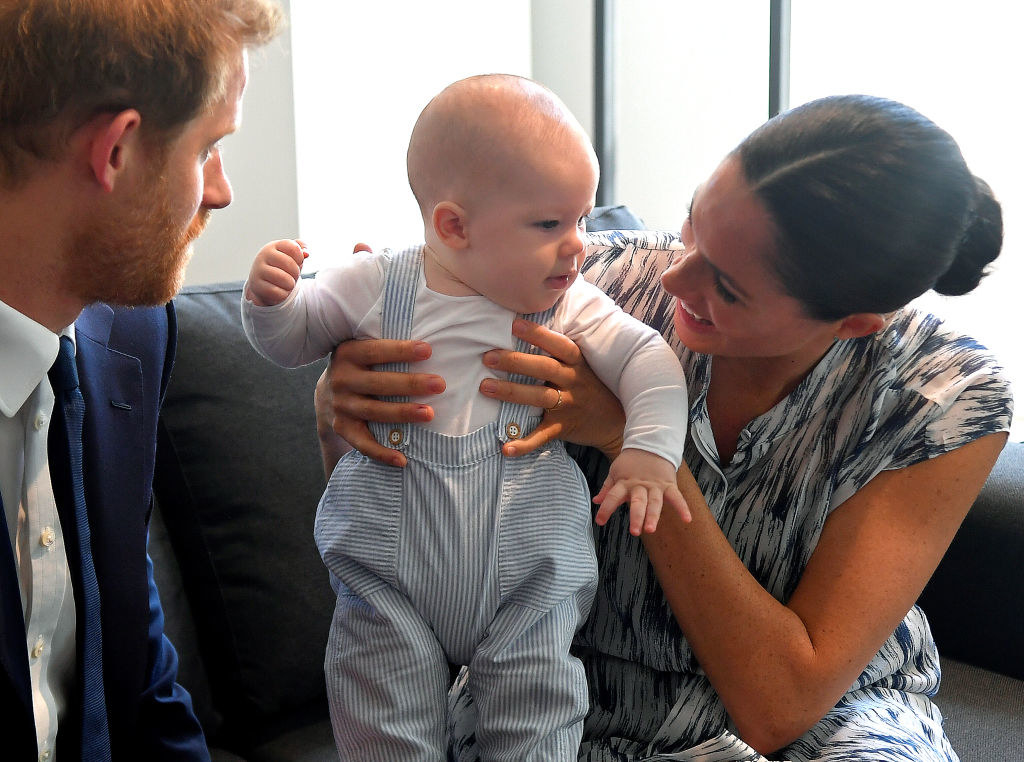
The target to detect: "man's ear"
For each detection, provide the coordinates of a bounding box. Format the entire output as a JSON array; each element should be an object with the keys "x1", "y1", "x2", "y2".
[
  {"x1": 432, "y1": 201, "x2": 470, "y2": 249},
  {"x1": 835, "y1": 312, "x2": 886, "y2": 340},
  {"x1": 86, "y1": 109, "x2": 143, "y2": 193}
]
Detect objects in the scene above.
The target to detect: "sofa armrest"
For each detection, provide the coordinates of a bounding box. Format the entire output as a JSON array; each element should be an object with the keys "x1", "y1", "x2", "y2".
[{"x1": 918, "y1": 440, "x2": 1024, "y2": 680}]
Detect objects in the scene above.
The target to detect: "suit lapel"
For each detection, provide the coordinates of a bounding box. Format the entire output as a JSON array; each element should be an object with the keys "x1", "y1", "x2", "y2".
[{"x1": 74, "y1": 305, "x2": 152, "y2": 740}]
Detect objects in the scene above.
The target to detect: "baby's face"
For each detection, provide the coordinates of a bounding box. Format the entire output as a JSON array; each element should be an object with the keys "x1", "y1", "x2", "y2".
[{"x1": 456, "y1": 130, "x2": 599, "y2": 314}]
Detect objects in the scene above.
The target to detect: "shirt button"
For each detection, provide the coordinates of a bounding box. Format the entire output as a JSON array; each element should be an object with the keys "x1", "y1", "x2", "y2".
[
  {"x1": 34, "y1": 412, "x2": 48, "y2": 430},
  {"x1": 31, "y1": 636, "x2": 45, "y2": 659},
  {"x1": 39, "y1": 749, "x2": 52, "y2": 761},
  {"x1": 40, "y1": 527, "x2": 56, "y2": 548}
]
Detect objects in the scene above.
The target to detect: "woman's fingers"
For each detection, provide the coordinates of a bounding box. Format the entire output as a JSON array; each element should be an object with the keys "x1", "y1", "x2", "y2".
[
  {"x1": 330, "y1": 339, "x2": 444, "y2": 398},
  {"x1": 479, "y1": 376, "x2": 567, "y2": 410},
  {"x1": 326, "y1": 339, "x2": 443, "y2": 467},
  {"x1": 511, "y1": 318, "x2": 584, "y2": 364}
]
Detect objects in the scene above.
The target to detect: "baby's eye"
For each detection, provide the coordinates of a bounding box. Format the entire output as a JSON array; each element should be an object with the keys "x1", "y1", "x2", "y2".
[
  {"x1": 577, "y1": 216, "x2": 587, "y2": 230},
  {"x1": 536, "y1": 220, "x2": 560, "y2": 230}
]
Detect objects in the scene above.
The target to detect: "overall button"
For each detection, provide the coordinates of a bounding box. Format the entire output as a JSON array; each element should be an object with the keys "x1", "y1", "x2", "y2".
[
  {"x1": 39, "y1": 527, "x2": 56, "y2": 548},
  {"x1": 505, "y1": 421, "x2": 522, "y2": 440},
  {"x1": 387, "y1": 429, "x2": 404, "y2": 447},
  {"x1": 31, "y1": 636, "x2": 45, "y2": 659}
]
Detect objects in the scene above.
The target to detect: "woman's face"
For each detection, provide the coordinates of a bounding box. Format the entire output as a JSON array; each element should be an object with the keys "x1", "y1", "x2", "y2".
[{"x1": 660, "y1": 157, "x2": 839, "y2": 362}]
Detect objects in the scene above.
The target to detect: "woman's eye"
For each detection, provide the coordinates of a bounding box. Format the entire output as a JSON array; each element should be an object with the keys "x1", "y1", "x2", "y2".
[
  {"x1": 714, "y1": 277, "x2": 738, "y2": 304},
  {"x1": 680, "y1": 217, "x2": 694, "y2": 246},
  {"x1": 577, "y1": 216, "x2": 587, "y2": 230}
]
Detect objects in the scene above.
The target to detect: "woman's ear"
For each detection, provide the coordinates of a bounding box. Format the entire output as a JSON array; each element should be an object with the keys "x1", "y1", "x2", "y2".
[
  {"x1": 432, "y1": 201, "x2": 470, "y2": 249},
  {"x1": 84, "y1": 109, "x2": 143, "y2": 193},
  {"x1": 835, "y1": 312, "x2": 887, "y2": 340}
]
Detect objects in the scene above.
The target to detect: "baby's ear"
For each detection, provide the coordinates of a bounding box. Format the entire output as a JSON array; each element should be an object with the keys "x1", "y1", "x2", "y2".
[{"x1": 432, "y1": 202, "x2": 470, "y2": 249}]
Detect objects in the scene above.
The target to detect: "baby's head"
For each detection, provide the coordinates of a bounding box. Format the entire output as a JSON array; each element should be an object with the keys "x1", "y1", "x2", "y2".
[{"x1": 408, "y1": 74, "x2": 600, "y2": 314}]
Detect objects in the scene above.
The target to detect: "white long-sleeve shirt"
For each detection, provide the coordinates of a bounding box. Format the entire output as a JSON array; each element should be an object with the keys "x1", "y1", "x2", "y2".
[
  {"x1": 0, "y1": 299, "x2": 78, "y2": 762},
  {"x1": 242, "y1": 245, "x2": 687, "y2": 467}
]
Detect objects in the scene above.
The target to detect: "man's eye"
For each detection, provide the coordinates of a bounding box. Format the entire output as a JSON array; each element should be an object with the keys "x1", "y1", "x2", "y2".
[{"x1": 201, "y1": 143, "x2": 221, "y2": 163}]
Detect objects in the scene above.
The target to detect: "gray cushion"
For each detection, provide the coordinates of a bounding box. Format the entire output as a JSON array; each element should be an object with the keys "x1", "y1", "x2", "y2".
[
  {"x1": 154, "y1": 282, "x2": 335, "y2": 746},
  {"x1": 935, "y1": 657, "x2": 1024, "y2": 760},
  {"x1": 246, "y1": 719, "x2": 339, "y2": 762}
]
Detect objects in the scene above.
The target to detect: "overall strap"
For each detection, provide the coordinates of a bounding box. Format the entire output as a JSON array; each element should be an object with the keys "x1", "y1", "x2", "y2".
[
  {"x1": 496, "y1": 304, "x2": 558, "y2": 445},
  {"x1": 368, "y1": 246, "x2": 422, "y2": 453}
]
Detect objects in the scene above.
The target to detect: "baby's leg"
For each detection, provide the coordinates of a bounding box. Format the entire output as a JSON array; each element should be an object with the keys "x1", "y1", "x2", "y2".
[
  {"x1": 325, "y1": 580, "x2": 450, "y2": 761},
  {"x1": 467, "y1": 595, "x2": 591, "y2": 761}
]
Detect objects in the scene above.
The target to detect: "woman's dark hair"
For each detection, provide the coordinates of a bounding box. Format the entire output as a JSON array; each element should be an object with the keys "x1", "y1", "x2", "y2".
[{"x1": 735, "y1": 95, "x2": 1003, "y2": 320}]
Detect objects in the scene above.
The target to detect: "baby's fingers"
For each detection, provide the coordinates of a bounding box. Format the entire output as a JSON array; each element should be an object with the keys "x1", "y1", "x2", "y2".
[
  {"x1": 276, "y1": 238, "x2": 308, "y2": 267},
  {"x1": 641, "y1": 489, "x2": 663, "y2": 534},
  {"x1": 665, "y1": 486, "x2": 692, "y2": 524},
  {"x1": 626, "y1": 486, "x2": 650, "y2": 537},
  {"x1": 594, "y1": 478, "x2": 628, "y2": 527}
]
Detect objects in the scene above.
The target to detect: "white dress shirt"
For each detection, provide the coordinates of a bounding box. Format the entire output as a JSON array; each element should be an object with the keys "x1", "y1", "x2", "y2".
[{"x1": 0, "y1": 298, "x2": 78, "y2": 762}]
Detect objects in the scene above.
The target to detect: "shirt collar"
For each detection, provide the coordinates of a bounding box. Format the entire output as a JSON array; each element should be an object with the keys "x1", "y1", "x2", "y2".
[{"x1": 0, "y1": 299, "x2": 75, "y2": 417}]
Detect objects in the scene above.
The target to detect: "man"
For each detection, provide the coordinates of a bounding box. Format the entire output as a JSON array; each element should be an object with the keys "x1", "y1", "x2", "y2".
[{"x1": 0, "y1": 1, "x2": 282, "y2": 759}]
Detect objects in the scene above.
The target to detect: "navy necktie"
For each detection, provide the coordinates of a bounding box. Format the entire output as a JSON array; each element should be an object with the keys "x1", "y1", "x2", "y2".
[{"x1": 49, "y1": 336, "x2": 111, "y2": 760}]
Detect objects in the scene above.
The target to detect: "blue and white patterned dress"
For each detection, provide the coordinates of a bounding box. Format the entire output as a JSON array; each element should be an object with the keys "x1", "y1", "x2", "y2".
[{"x1": 449, "y1": 231, "x2": 1013, "y2": 762}]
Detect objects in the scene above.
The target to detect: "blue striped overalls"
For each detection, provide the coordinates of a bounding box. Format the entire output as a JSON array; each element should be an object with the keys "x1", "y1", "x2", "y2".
[{"x1": 315, "y1": 247, "x2": 598, "y2": 761}]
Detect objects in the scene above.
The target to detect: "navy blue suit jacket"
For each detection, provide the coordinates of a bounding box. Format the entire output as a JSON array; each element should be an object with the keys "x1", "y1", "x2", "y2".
[{"x1": 0, "y1": 303, "x2": 209, "y2": 760}]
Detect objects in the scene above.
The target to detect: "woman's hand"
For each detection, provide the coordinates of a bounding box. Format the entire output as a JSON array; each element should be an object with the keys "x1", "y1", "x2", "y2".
[
  {"x1": 319, "y1": 338, "x2": 445, "y2": 468},
  {"x1": 478, "y1": 318, "x2": 626, "y2": 459}
]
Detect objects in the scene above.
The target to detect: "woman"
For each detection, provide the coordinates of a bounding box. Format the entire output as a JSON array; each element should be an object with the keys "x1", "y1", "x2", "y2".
[{"x1": 317, "y1": 95, "x2": 1011, "y2": 760}]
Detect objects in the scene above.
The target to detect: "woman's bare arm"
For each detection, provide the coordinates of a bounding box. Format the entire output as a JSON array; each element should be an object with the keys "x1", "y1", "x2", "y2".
[{"x1": 642, "y1": 431, "x2": 1007, "y2": 753}]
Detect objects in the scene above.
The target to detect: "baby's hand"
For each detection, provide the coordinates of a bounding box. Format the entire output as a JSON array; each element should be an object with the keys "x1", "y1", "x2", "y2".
[
  {"x1": 245, "y1": 239, "x2": 309, "y2": 306},
  {"x1": 593, "y1": 448, "x2": 691, "y2": 536}
]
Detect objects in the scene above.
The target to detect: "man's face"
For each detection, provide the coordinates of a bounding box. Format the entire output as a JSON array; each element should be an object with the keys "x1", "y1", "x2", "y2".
[{"x1": 66, "y1": 55, "x2": 247, "y2": 307}]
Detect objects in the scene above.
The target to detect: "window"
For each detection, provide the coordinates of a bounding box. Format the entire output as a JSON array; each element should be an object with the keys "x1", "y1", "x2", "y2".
[{"x1": 603, "y1": 0, "x2": 1020, "y2": 439}]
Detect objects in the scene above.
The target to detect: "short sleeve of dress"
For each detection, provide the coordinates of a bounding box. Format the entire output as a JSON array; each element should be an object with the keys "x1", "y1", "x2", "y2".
[
  {"x1": 886, "y1": 326, "x2": 1013, "y2": 470},
  {"x1": 831, "y1": 311, "x2": 1013, "y2": 509}
]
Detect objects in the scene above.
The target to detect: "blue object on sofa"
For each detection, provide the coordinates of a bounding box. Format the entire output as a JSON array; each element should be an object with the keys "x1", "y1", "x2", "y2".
[{"x1": 149, "y1": 206, "x2": 1024, "y2": 761}]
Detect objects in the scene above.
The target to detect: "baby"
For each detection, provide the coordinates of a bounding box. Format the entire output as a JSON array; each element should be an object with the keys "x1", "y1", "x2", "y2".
[{"x1": 241, "y1": 74, "x2": 688, "y2": 760}]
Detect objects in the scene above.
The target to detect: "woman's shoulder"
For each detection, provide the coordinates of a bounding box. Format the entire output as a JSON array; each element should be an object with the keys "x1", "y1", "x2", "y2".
[
  {"x1": 858, "y1": 308, "x2": 1012, "y2": 460},
  {"x1": 878, "y1": 308, "x2": 1011, "y2": 402}
]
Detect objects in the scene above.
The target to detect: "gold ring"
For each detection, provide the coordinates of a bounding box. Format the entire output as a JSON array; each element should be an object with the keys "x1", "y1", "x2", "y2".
[{"x1": 547, "y1": 388, "x2": 564, "y2": 411}]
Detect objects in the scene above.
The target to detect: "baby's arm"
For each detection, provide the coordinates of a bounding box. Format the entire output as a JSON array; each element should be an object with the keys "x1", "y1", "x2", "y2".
[
  {"x1": 559, "y1": 279, "x2": 690, "y2": 534},
  {"x1": 241, "y1": 241, "x2": 377, "y2": 369},
  {"x1": 594, "y1": 448, "x2": 690, "y2": 535},
  {"x1": 245, "y1": 239, "x2": 307, "y2": 306}
]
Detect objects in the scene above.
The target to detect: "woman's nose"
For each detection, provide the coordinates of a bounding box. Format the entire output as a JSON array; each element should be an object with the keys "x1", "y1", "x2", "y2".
[{"x1": 660, "y1": 246, "x2": 697, "y2": 295}]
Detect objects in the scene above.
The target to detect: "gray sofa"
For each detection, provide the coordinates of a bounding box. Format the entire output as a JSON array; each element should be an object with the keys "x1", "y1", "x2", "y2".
[{"x1": 149, "y1": 207, "x2": 1024, "y2": 761}]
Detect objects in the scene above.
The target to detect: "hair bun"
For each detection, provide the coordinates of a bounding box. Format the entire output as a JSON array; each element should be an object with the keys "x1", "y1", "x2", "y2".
[{"x1": 933, "y1": 176, "x2": 1003, "y2": 296}]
